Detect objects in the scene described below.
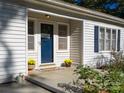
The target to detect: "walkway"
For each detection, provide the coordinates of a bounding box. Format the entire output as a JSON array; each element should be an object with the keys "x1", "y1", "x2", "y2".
[{"x1": 0, "y1": 81, "x2": 52, "y2": 93}]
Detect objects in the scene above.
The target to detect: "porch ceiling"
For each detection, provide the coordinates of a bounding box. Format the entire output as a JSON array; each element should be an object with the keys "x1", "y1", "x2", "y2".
[{"x1": 28, "y1": 8, "x2": 83, "y2": 21}]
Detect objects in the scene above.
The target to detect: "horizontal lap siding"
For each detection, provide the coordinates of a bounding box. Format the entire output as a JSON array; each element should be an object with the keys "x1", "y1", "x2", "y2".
[
  {"x1": 55, "y1": 52, "x2": 70, "y2": 65},
  {"x1": 120, "y1": 29, "x2": 124, "y2": 51},
  {"x1": 70, "y1": 20, "x2": 82, "y2": 64},
  {"x1": 28, "y1": 51, "x2": 37, "y2": 63},
  {"x1": 84, "y1": 20, "x2": 105, "y2": 66},
  {"x1": 0, "y1": 1, "x2": 26, "y2": 83},
  {"x1": 83, "y1": 20, "x2": 124, "y2": 67}
]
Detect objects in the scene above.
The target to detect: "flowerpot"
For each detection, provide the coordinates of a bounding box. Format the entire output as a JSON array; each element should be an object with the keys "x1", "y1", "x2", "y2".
[
  {"x1": 17, "y1": 75, "x2": 24, "y2": 84},
  {"x1": 99, "y1": 90, "x2": 109, "y2": 93},
  {"x1": 28, "y1": 65, "x2": 35, "y2": 70},
  {"x1": 65, "y1": 63, "x2": 71, "y2": 67}
]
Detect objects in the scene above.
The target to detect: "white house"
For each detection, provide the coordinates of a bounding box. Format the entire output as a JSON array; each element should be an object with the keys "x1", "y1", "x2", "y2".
[{"x1": 0, "y1": 0, "x2": 124, "y2": 83}]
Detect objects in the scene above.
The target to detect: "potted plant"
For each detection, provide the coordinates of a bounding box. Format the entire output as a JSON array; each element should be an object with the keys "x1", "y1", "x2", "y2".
[
  {"x1": 28, "y1": 58, "x2": 36, "y2": 70},
  {"x1": 64, "y1": 59, "x2": 73, "y2": 67}
]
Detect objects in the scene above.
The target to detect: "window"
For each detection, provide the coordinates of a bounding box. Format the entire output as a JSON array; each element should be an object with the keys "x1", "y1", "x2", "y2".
[
  {"x1": 112, "y1": 29, "x2": 116, "y2": 50},
  {"x1": 98, "y1": 26, "x2": 120, "y2": 51},
  {"x1": 99, "y1": 27, "x2": 105, "y2": 51},
  {"x1": 28, "y1": 20, "x2": 35, "y2": 50},
  {"x1": 58, "y1": 24, "x2": 68, "y2": 50},
  {"x1": 106, "y1": 28, "x2": 111, "y2": 50}
]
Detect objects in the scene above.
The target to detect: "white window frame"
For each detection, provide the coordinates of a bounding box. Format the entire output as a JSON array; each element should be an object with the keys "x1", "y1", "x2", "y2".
[
  {"x1": 99, "y1": 26, "x2": 105, "y2": 51},
  {"x1": 105, "y1": 28, "x2": 111, "y2": 51},
  {"x1": 112, "y1": 29, "x2": 117, "y2": 51},
  {"x1": 28, "y1": 19, "x2": 36, "y2": 51},
  {"x1": 57, "y1": 22, "x2": 70, "y2": 52},
  {"x1": 98, "y1": 26, "x2": 119, "y2": 52}
]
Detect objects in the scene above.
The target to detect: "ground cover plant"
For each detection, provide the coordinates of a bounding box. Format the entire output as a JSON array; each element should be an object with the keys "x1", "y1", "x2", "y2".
[{"x1": 58, "y1": 51, "x2": 124, "y2": 93}]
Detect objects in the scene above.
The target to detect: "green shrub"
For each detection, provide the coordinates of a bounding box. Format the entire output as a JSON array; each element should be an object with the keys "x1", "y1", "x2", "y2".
[
  {"x1": 59, "y1": 65, "x2": 124, "y2": 93},
  {"x1": 59, "y1": 51, "x2": 124, "y2": 93},
  {"x1": 75, "y1": 65, "x2": 124, "y2": 93},
  {"x1": 96, "y1": 51, "x2": 124, "y2": 72},
  {"x1": 108, "y1": 51, "x2": 124, "y2": 72},
  {"x1": 106, "y1": 70, "x2": 124, "y2": 93}
]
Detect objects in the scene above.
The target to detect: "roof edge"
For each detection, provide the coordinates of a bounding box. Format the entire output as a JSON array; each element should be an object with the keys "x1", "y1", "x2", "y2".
[
  {"x1": 21, "y1": 0, "x2": 124, "y2": 26},
  {"x1": 37, "y1": 0, "x2": 124, "y2": 24}
]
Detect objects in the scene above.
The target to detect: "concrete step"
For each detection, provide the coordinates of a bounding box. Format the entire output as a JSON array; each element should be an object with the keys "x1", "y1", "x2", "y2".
[
  {"x1": 39, "y1": 64, "x2": 57, "y2": 69},
  {"x1": 26, "y1": 76, "x2": 65, "y2": 93}
]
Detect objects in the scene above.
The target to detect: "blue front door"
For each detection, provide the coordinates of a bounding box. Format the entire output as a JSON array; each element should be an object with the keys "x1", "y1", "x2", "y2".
[{"x1": 41, "y1": 23, "x2": 53, "y2": 63}]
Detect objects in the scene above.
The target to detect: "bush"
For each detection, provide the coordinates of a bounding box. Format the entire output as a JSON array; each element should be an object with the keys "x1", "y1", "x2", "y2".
[
  {"x1": 75, "y1": 65, "x2": 100, "y2": 93},
  {"x1": 58, "y1": 65, "x2": 124, "y2": 93},
  {"x1": 96, "y1": 51, "x2": 124, "y2": 72},
  {"x1": 108, "y1": 51, "x2": 124, "y2": 72},
  {"x1": 59, "y1": 51, "x2": 124, "y2": 93}
]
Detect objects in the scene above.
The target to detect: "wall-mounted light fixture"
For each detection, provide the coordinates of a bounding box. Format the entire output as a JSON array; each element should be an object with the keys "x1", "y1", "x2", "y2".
[{"x1": 45, "y1": 15, "x2": 50, "y2": 19}]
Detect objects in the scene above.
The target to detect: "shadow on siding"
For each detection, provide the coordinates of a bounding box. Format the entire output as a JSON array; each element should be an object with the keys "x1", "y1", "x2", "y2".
[{"x1": 0, "y1": 1, "x2": 24, "y2": 83}]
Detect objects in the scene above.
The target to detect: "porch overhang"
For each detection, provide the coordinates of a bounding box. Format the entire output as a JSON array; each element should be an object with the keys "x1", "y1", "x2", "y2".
[
  {"x1": 28, "y1": 8, "x2": 83, "y2": 21},
  {"x1": 10, "y1": 0, "x2": 124, "y2": 27}
]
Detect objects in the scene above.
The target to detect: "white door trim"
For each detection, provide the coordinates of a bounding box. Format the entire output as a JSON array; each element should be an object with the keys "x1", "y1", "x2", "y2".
[{"x1": 38, "y1": 21, "x2": 56, "y2": 65}]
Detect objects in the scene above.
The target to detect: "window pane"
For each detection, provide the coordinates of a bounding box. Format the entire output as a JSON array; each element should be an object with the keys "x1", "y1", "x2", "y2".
[
  {"x1": 112, "y1": 29, "x2": 116, "y2": 39},
  {"x1": 58, "y1": 38, "x2": 67, "y2": 50},
  {"x1": 112, "y1": 40, "x2": 116, "y2": 50},
  {"x1": 106, "y1": 28, "x2": 111, "y2": 39},
  {"x1": 106, "y1": 28, "x2": 111, "y2": 50},
  {"x1": 28, "y1": 36, "x2": 34, "y2": 43},
  {"x1": 100, "y1": 27, "x2": 105, "y2": 39},
  {"x1": 58, "y1": 24, "x2": 68, "y2": 50},
  {"x1": 99, "y1": 39, "x2": 104, "y2": 51},
  {"x1": 28, "y1": 21, "x2": 34, "y2": 35},
  {"x1": 106, "y1": 40, "x2": 111, "y2": 50},
  {"x1": 28, "y1": 36, "x2": 34, "y2": 50},
  {"x1": 58, "y1": 24, "x2": 67, "y2": 37},
  {"x1": 28, "y1": 43, "x2": 34, "y2": 50},
  {"x1": 99, "y1": 27, "x2": 105, "y2": 51},
  {"x1": 112, "y1": 29, "x2": 116, "y2": 50}
]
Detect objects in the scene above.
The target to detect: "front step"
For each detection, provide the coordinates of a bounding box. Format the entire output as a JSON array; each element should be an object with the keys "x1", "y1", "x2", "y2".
[
  {"x1": 26, "y1": 76, "x2": 65, "y2": 93},
  {"x1": 38, "y1": 64, "x2": 58, "y2": 71}
]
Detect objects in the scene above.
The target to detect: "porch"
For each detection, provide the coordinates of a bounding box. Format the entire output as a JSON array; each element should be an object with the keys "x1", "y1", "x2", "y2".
[
  {"x1": 27, "y1": 8, "x2": 83, "y2": 93},
  {"x1": 26, "y1": 66, "x2": 77, "y2": 93},
  {"x1": 27, "y1": 8, "x2": 83, "y2": 69}
]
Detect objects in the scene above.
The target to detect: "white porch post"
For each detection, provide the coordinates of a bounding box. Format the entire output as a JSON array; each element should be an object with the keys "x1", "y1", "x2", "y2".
[{"x1": 81, "y1": 20, "x2": 86, "y2": 66}]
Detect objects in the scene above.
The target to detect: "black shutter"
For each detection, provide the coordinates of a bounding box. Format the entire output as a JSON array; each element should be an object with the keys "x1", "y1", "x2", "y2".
[
  {"x1": 117, "y1": 30, "x2": 120, "y2": 51},
  {"x1": 94, "y1": 26, "x2": 99, "y2": 52}
]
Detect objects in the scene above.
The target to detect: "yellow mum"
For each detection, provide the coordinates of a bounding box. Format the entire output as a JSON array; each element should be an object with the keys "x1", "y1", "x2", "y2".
[
  {"x1": 28, "y1": 58, "x2": 36, "y2": 65},
  {"x1": 64, "y1": 58, "x2": 73, "y2": 64}
]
